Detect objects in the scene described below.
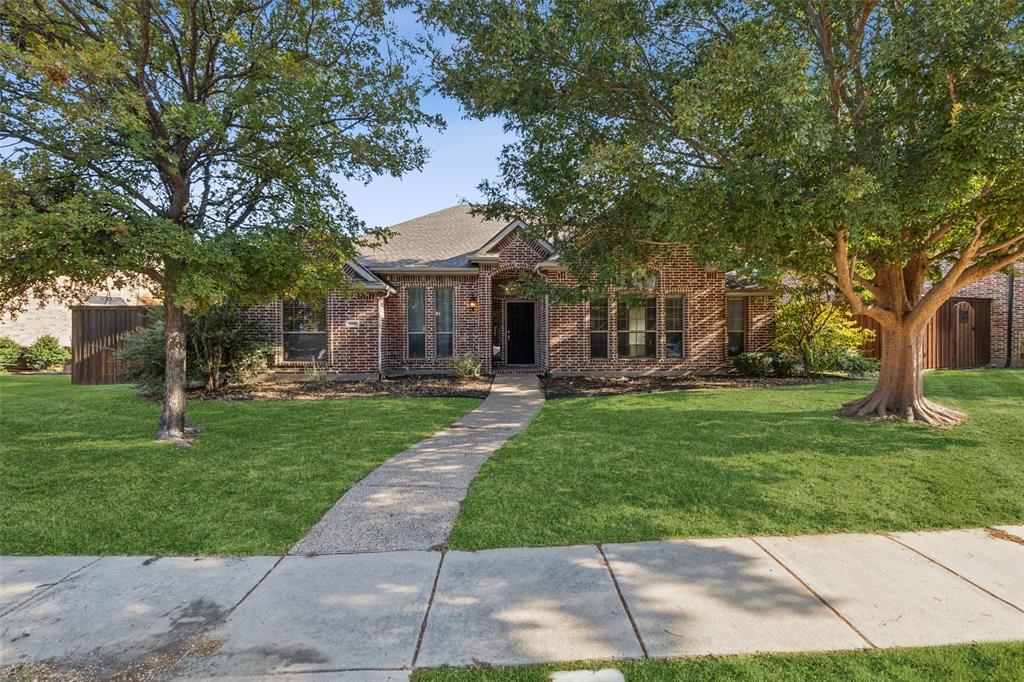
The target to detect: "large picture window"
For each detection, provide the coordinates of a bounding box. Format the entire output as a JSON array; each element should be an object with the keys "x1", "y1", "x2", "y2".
[
  {"x1": 282, "y1": 300, "x2": 327, "y2": 362},
  {"x1": 727, "y1": 297, "x2": 746, "y2": 356},
  {"x1": 436, "y1": 288, "x2": 454, "y2": 358},
  {"x1": 407, "y1": 288, "x2": 426, "y2": 359},
  {"x1": 617, "y1": 297, "x2": 656, "y2": 358},
  {"x1": 589, "y1": 297, "x2": 609, "y2": 359},
  {"x1": 665, "y1": 297, "x2": 685, "y2": 358}
]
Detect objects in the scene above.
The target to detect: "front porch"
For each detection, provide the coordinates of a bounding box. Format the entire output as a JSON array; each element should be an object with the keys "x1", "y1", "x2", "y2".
[{"x1": 488, "y1": 271, "x2": 547, "y2": 374}]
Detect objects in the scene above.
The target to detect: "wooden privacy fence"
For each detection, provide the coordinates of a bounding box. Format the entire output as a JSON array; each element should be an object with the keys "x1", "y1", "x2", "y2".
[
  {"x1": 71, "y1": 305, "x2": 155, "y2": 384},
  {"x1": 854, "y1": 297, "x2": 991, "y2": 370}
]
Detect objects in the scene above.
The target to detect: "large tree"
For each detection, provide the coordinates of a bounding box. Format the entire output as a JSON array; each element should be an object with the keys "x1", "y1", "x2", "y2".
[
  {"x1": 1, "y1": 0, "x2": 438, "y2": 443},
  {"x1": 424, "y1": 0, "x2": 1024, "y2": 425}
]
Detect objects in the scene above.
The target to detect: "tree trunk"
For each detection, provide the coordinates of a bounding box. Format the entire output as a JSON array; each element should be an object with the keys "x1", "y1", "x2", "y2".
[
  {"x1": 155, "y1": 298, "x2": 192, "y2": 444},
  {"x1": 838, "y1": 321, "x2": 965, "y2": 426}
]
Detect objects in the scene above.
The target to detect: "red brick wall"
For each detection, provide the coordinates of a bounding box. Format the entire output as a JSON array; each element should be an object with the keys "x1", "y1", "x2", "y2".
[
  {"x1": 325, "y1": 294, "x2": 380, "y2": 372},
  {"x1": 746, "y1": 295, "x2": 775, "y2": 352},
  {"x1": 245, "y1": 233, "x2": 787, "y2": 376},
  {"x1": 482, "y1": 230, "x2": 551, "y2": 372},
  {"x1": 244, "y1": 294, "x2": 381, "y2": 373},
  {"x1": 546, "y1": 248, "x2": 734, "y2": 374},
  {"x1": 955, "y1": 270, "x2": 1024, "y2": 365},
  {"x1": 381, "y1": 274, "x2": 485, "y2": 372}
]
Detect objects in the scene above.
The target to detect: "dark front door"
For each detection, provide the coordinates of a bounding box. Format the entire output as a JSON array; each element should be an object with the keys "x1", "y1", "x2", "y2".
[{"x1": 506, "y1": 302, "x2": 535, "y2": 365}]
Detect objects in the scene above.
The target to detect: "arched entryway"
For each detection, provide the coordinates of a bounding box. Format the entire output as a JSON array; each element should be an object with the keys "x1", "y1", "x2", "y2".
[{"x1": 490, "y1": 271, "x2": 545, "y2": 372}]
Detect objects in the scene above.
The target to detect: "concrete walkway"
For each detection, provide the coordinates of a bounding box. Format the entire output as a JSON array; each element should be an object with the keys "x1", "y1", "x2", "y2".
[
  {"x1": 2, "y1": 527, "x2": 1022, "y2": 680},
  {"x1": 290, "y1": 374, "x2": 544, "y2": 555}
]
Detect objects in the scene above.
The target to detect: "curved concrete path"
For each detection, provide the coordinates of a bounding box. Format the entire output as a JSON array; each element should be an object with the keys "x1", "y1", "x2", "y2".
[{"x1": 290, "y1": 374, "x2": 544, "y2": 555}]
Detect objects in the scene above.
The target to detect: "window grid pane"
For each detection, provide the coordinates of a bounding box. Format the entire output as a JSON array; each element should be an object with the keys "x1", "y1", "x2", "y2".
[
  {"x1": 727, "y1": 298, "x2": 746, "y2": 332},
  {"x1": 408, "y1": 288, "x2": 426, "y2": 359},
  {"x1": 283, "y1": 300, "x2": 325, "y2": 332},
  {"x1": 617, "y1": 297, "x2": 656, "y2": 358},
  {"x1": 727, "y1": 297, "x2": 745, "y2": 356},
  {"x1": 435, "y1": 288, "x2": 453, "y2": 333},
  {"x1": 590, "y1": 297, "x2": 609, "y2": 359},
  {"x1": 283, "y1": 300, "x2": 326, "y2": 362},
  {"x1": 666, "y1": 297, "x2": 684, "y2": 358},
  {"x1": 436, "y1": 288, "x2": 454, "y2": 358}
]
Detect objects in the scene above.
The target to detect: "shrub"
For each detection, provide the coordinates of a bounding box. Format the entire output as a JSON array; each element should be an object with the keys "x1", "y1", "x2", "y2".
[
  {"x1": 0, "y1": 337, "x2": 23, "y2": 371},
  {"x1": 22, "y1": 335, "x2": 71, "y2": 371},
  {"x1": 453, "y1": 353, "x2": 482, "y2": 377},
  {"x1": 775, "y1": 282, "x2": 875, "y2": 374},
  {"x1": 230, "y1": 340, "x2": 277, "y2": 383},
  {"x1": 835, "y1": 350, "x2": 880, "y2": 378},
  {"x1": 120, "y1": 304, "x2": 274, "y2": 394},
  {"x1": 769, "y1": 351, "x2": 804, "y2": 377},
  {"x1": 734, "y1": 351, "x2": 774, "y2": 377},
  {"x1": 118, "y1": 318, "x2": 171, "y2": 395}
]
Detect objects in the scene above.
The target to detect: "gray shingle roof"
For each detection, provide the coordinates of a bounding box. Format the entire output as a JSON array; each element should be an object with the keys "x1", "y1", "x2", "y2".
[{"x1": 357, "y1": 205, "x2": 510, "y2": 269}]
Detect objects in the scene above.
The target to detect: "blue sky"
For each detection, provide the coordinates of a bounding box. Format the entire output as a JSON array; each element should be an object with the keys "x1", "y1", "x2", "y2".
[
  {"x1": 341, "y1": 98, "x2": 511, "y2": 230},
  {"x1": 338, "y1": 9, "x2": 513, "y2": 230}
]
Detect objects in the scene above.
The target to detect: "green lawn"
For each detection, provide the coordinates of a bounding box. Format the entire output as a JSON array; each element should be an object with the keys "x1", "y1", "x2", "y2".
[
  {"x1": 413, "y1": 643, "x2": 1024, "y2": 682},
  {"x1": 0, "y1": 375, "x2": 478, "y2": 555},
  {"x1": 451, "y1": 370, "x2": 1024, "y2": 550}
]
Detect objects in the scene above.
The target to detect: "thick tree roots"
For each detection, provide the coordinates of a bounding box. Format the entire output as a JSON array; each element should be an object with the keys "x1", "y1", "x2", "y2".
[
  {"x1": 839, "y1": 391, "x2": 966, "y2": 427},
  {"x1": 155, "y1": 419, "x2": 200, "y2": 447}
]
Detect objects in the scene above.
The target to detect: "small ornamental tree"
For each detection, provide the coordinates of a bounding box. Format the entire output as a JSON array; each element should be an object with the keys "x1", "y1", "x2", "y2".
[
  {"x1": 775, "y1": 280, "x2": 875, "y2": 375},
  {"x1": 425, "y1": 0, "x2": 1024, "y2": 425},
  {"x1": 0, "y1": 0, "x2": 439, "y2": 443}
]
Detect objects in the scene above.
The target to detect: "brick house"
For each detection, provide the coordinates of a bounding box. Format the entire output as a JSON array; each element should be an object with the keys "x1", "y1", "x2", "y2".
[{"x1": 245, "y1": 205, "x2": 774, "y2": 377}]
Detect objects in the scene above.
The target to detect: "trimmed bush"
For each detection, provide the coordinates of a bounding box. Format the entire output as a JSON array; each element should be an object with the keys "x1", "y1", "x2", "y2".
[
  {"x1": 734, "y1": 351, "x2": 774, "y2": 377},
  {"x1": 835, "y1": 350, "x2": 880, "y2": 378},
  {"x1": 770, "y1": 351, "x2": 804, "y2": 377},
  {"x1": 22, "y1": 335, "x2": 71, "y2": 371},
  {"x1": 0, "y1": 337, "x2": 23, "y2": 371},
  {"x1": 453, "y1": 353, "x2": 482, "y2": 377}
]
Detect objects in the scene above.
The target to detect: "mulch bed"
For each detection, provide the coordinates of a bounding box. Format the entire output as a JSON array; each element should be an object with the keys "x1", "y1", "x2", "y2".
[
  {"x1": 191, "y1": 375, "x2": 493, "y2": 401},
  {"x1": 541, "y1": 374, "x2": 844, "y2": 398}
]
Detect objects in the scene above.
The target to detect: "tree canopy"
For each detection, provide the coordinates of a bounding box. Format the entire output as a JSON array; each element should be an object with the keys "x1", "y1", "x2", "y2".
[
  {"x1": 1, "y1": 0, "x2": 439, "y2": 440},
  {"x1": 425, "y1": 0, "x2": 1024, "y2": 424}
]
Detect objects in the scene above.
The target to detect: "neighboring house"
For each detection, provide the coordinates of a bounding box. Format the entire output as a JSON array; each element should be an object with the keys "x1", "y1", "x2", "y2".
[
  {"x1": 0, "y1": 279, "x2": 156, "y2": 347},
  {"x1": 245, "y1": 205, "x2": 774, "y2": 377}
]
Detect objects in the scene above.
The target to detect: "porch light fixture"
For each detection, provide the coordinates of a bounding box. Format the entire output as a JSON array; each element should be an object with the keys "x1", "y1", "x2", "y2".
[{"x1": 467, "y1": 296, "x2": 480, "y2": 312}]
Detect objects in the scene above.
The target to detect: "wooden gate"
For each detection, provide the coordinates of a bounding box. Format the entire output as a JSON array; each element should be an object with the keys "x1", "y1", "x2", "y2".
[
  {"x1": 71, "y1": 305, "x2": 154, "y2": 384},
  {"x1": 952, "y1": 301, "x2": 977, "y2": 368},
  {"x1": 854, "y1": 297, "x2": 991, "y2": 370}
]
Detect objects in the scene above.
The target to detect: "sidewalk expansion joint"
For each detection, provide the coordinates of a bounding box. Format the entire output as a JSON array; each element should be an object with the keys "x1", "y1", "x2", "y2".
[
  {"x1": 597, "y1": 543, "x2": 649, "y2": 659},
  {"x1": 0, "y1": 556, "x2": 104, "y2": 619},
  {"x1": 881, "y1": 532, "x2": 1024, "y2": 615},
  {"x1": 411, "y1": 550, "x2": 446, "y2": 669},
  {"x1": 748, "y1": 537, "x2": 877, "y2": 649}
]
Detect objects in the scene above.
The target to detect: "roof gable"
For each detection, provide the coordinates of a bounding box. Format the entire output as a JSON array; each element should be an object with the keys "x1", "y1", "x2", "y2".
[{"x1": 356, "y1": 206, "x2": 552, "y2": 271}]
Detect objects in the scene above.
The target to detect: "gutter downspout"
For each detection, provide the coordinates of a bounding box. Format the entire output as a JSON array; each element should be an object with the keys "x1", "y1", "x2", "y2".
[
  {"x1": 544, "y1": 293, "x2": 550, "y2": 376},
  {"x1": 377, "y1": 291, "x2": 390, "y2": 380},
  {"x1": 1007, "y1": 273, "x2": 1015, "y2": 368}
]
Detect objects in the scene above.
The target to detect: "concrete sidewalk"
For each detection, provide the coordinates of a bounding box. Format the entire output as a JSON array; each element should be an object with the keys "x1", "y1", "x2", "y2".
[
  {"x1": 2, "y1": 526, "x2": 1022, "y2": 680},
  {"x1": 289, "y1": 374, "x2": 545, "y2": 554}
]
